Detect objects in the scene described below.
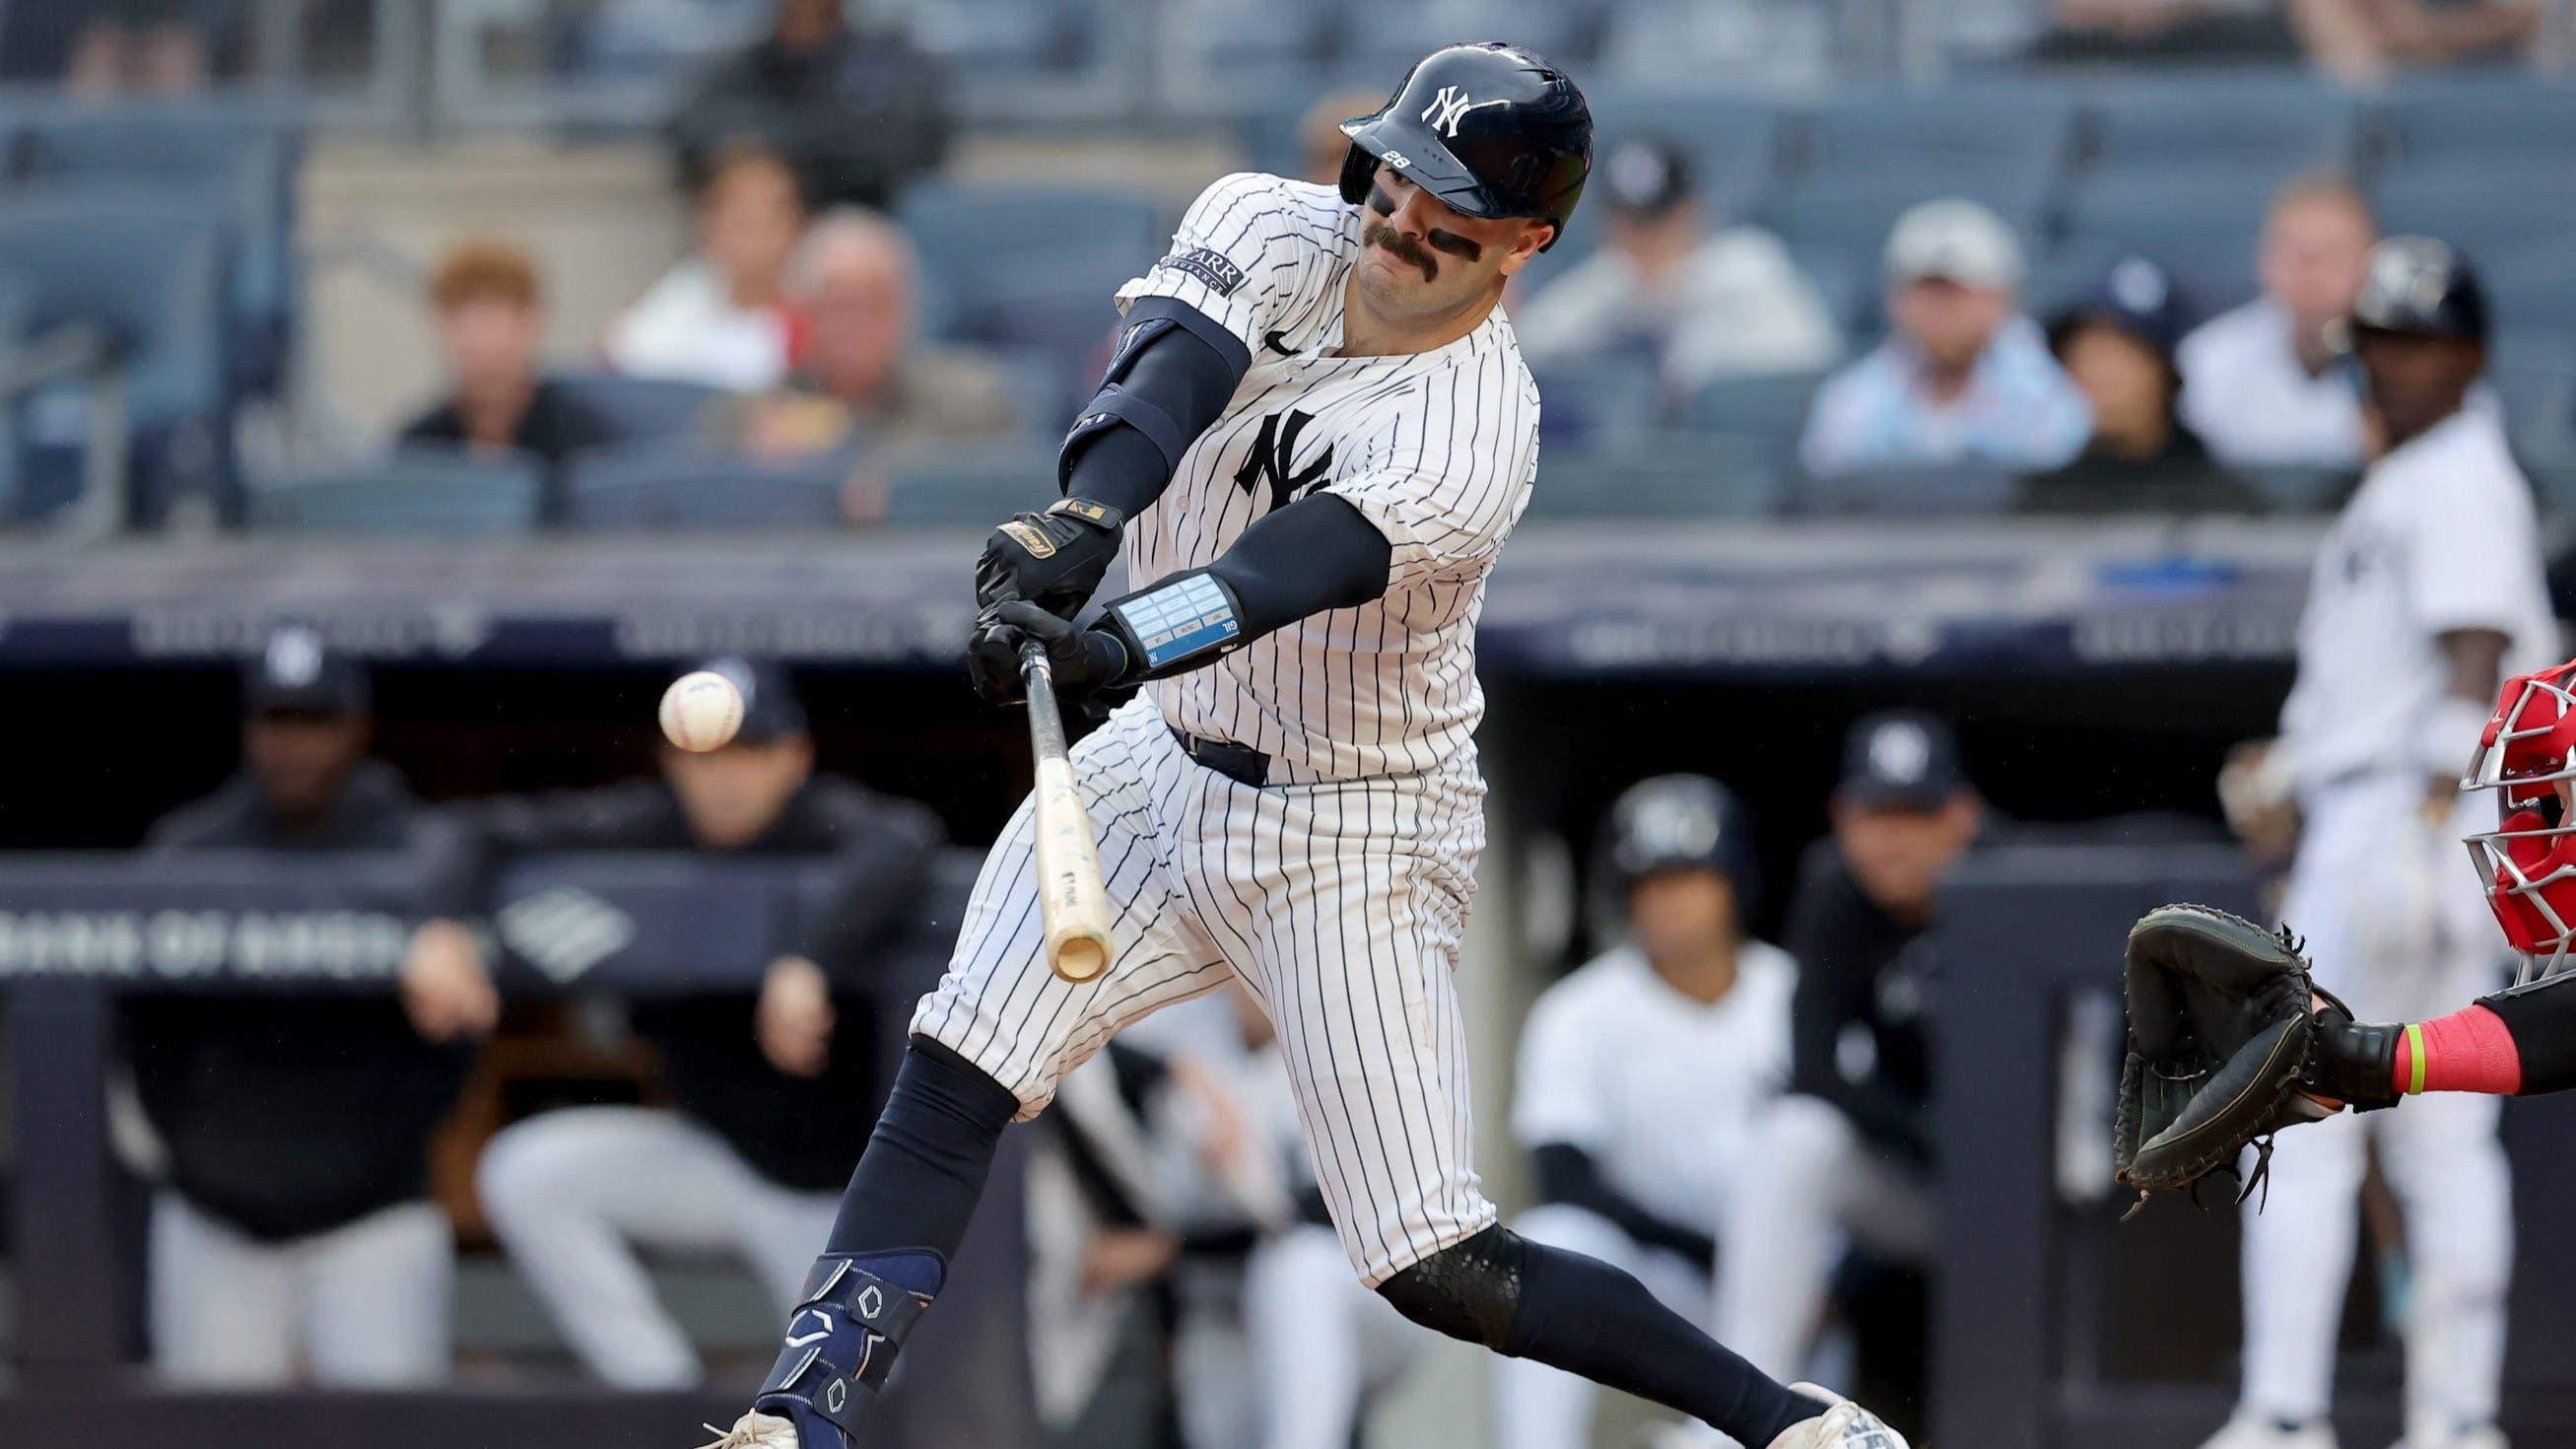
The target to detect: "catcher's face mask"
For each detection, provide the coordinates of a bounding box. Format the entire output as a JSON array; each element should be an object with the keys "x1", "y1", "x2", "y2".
[{"x1": 2463, "y1": 664, "x2": 2576, "y2": 982}]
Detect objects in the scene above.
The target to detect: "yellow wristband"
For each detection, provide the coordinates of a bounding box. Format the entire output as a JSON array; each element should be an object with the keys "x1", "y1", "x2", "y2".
[{"x1": 2405, "y1": 1023, "x2": 2428, "y2": 1095}]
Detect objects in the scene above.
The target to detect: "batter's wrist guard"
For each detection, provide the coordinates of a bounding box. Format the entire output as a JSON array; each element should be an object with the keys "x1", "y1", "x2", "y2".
[
  {"x1": 752, "y1": 1251, "x2": 943, "y2": 1438},
  {"x1": 1098, "y1": 569, "x2": 1247, "y2": 681}
]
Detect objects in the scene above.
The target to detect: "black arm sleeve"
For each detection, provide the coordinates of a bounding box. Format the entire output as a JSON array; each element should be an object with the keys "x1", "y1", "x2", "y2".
[
  {"x1": 1061, "y1": 298, "x2": 1247, "y2": 518},
  {"x1": 2477, "y1": 971, "x2": 2576, "y2": 1095},
  {"x1": 1210, "y1": 492, "x2": 1393, "y2": 631},
  {"x1": 1530, "y1": 1143, "x2": 1718, "y2": 1266}
]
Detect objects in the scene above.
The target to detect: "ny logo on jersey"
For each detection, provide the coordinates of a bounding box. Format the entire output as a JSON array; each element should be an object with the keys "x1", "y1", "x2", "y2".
[
  {"x1": 1420, "y1": 85, "x2": 1508, "y2": 138},
  {"x1": 1233, "y1": 409, "x2": 1334, "y2": 515}
]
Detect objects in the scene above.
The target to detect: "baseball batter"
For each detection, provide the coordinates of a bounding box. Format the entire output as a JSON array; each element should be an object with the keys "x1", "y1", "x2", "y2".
[
  {"x1": 2208, "y1": 238, "x2": 2549, "y2": 1449},
  {"x1": 700, "y1": 43, "x2": 1902, "y2": 1449}
]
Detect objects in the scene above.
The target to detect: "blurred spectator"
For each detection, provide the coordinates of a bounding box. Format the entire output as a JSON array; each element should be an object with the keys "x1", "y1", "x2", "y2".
[
  {"x1": 51, "y1": 0, "x2": 240, "y2": 92},
  {"x1": 1516, "y1": 137, "x2": 1841, "y2": 393},
  {"x1": 1715, "y1": 713, "x2": 1978, "y2": 1392},
  {"x1": 2031, "y1": 0, "x2": 2307, "y2": 64},
  {"x1": 2296, "y1": 0, "x2": 2541, "y2": 78},
  {"x1": 1798, "y1": 200, "x2": 2091, "y2": 478},
  {"x1": 605, "y1": 144, "x2": 808, "y2": 392},
  {"x1": 429, "y1": 658, "x2": 945, "y2": 1389},
  {"x1": 1495, "y1": 776, "x2": 1795, "y2": 1449},
  {"x1": 400, "y1": 242, "x2": 618, "y2": 506},
  {"x1": 2179, "y1": 174, "x2": 2374, "y2": 469},
  {"x1": 126, "y1": 627, "x2": 493, "y2": 1387},
  {"x1": 1299, "y1": 89, "x2": 1390, "y2": 185},
  {"x1": 2019, "y1": 256, "x2": 2262, "y2": 515},
  {"x1": 666, "y1": 0, "x2": 953, "y2": 211},
  {"x1": 713, "y1": 209, "x2": 1022, "y2": 456}
]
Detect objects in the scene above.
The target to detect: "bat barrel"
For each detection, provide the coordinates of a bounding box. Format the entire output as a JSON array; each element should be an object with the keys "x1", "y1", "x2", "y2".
[{"x1": 1019, "y1": 640, "x2": 1116, "y2": 983}]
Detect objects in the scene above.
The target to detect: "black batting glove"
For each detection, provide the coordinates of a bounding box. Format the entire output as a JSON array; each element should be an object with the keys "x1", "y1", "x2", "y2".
[
  {"x1": 966, "y1": 601, "x2": 1135, "y2": 707},
  {"x1": 975, "y1": 498, "x2": 1124, "y2": 620}
]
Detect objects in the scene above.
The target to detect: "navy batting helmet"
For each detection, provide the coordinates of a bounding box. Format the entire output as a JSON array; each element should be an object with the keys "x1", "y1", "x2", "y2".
[
  {"x1": 1337, "y1": 42, "x2": 1592, "y2": 250},
  {"x1": 1601, "y1": 774, "x2": 1760, "y2": 905},
  {"x1": 2349, "y1": 236, "x2": 2489, "y2": 346}
]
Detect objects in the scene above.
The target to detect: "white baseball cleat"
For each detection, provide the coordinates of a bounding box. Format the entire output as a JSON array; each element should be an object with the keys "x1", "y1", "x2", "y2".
[
  {"x1": 1763, "y1": 1384, "x2": 1909, "y2": 1449},
  {"x1": 695, "y1": 1412, "x2": 802, "y2": 1449},
  {"x1": 2200, "y1": 1414, "x2": 2337, "y2": 1449}
]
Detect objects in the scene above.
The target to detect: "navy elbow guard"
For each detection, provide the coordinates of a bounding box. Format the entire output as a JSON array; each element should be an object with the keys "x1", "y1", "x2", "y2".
[{"x1": 1098, "y1": 569, "x2": 1249, "y2": 680}]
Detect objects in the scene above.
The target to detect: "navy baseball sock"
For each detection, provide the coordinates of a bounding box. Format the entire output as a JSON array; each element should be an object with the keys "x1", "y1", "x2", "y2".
[
  {"x1": 1508, "y1": 1237, "x2": 1821, "y2": 1445},
  {"x1": 827, "y1": 1035, "x2": 1022, "y2": 1257}
]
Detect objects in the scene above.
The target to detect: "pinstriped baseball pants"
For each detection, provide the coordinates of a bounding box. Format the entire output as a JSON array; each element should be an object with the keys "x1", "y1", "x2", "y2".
[{"x1": 913, "y1": 695, "x2": 1497, "y2": 1285}]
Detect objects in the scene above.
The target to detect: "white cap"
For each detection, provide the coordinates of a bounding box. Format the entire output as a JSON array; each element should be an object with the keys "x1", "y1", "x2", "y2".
[{"x1": 1883, "y1": 198, "x2": 2023, "y2": 290}]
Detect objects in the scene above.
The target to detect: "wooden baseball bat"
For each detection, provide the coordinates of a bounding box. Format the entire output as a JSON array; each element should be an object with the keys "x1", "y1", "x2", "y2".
[{"x1": 1020, "y1": 640, "x2": 1115, "y2": 983}]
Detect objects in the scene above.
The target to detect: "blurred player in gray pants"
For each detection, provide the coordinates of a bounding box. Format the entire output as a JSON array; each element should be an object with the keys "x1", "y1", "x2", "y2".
[
  {"x1": 129, "y1": 627, "x2": 495, "y2": 1385},
  {"x1": 1715, "y1": 714, "x2": 1980, "y2": 1426}
]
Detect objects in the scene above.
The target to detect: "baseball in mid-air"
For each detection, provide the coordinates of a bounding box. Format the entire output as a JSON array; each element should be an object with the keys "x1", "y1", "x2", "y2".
[{"x1": 659, "y1": 670, "x2": 744, "y2": 752}]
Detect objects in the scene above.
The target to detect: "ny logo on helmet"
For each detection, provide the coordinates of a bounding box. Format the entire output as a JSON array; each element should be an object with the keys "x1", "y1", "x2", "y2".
[{"x1": 1420, "y1": 85, "x2": 1508, "y2": 139}]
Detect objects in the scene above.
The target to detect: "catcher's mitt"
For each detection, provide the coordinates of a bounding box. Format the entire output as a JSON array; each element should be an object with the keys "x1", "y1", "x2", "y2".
[{"x1": 2113, "y1": 903, "x2": 2348, "y2": 1213}]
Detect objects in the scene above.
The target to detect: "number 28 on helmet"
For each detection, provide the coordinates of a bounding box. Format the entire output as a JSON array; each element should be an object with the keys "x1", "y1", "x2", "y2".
[{"x1": 2465, "y1": 660, "x2": 2576, "y2": 982}]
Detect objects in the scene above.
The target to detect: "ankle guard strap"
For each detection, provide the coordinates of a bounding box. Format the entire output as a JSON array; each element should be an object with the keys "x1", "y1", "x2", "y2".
[{"x1": 752, "y1": 1255, "x2": 936, "y2": 1436}]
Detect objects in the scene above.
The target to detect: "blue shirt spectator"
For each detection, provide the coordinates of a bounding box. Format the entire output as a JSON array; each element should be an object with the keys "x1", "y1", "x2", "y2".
[{"x1": 1798, "y1": 199, "x2": 2091, "y2": 478}]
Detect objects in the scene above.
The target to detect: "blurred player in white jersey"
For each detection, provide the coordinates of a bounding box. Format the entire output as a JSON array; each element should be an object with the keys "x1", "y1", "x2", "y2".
[
  {"x1": 2208, "y1": 238, "x2": 2551, "y2": 1449},
  {"x1": 697, "y1": 42, "x2": 1905, "y2": 1449},
  {"x1": 1497, "y1": 776, "x2": 1796, "y2": 1449}
]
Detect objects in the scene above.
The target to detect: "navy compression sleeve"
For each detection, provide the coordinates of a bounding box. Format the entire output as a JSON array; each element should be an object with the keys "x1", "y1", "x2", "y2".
[{"x1": 1060, "y1": 297, "x2": 1246, "y2": 518}]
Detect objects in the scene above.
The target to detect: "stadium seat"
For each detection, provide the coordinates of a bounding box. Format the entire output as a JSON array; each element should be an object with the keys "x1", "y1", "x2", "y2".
[
  {"x1": 546, "y1": 372, "x2": 724, "y2": 445},
  {"x1": 0, "y1": 195, "x2": 233, "y2": 525},
  {"x1": 1582, "y1": 91, "x2": 1783, "y2": 222},
  {"x1": 1525, "y1": 431, "x2": 1784, "y2": 519},
  {"x1": 2486, "y1": 242, "x2": 2576, "y2": 340},
  {"x1": 896, "y1": 182, "x2": 1167, "y2": 345},
  {"x1": 1530, "y1": 357, "x2": 1661, "y2": 448},
  {"x1": 2237, "y1": 463, "x2": 2357, "y2": 516},
  {"x1": 1789, "y1": 90, "x2": 2074, "y2": 202},
  {"x1": 1678, "y1": 369, "x2": 1833, "y2": 452},
  {"x1": 2380, "y1": 80, "x2": 2576, "y2": 172},
  {"x1": 2080, "y1": 84, "x2": 2360, "y2": 190},
  {"x1": 1788, "y1": 462, "x2": 2020, "y2": 518},
  {"x1": 2491, "y1": 331, "x2": 2576, "y2": 468},
  {"x1": 882, "y1": 441, "x2": 1060, "y2": 525},
  {"x1": 2057, "y1": 177, "x2": 2273, "y2": 314},
  {"x1": 1761, "y1": 176, "x2": 2050, "y2": 264},
  {"x1": 10, "y1": 104, "x2": 300, "y2": 396},
  {"x1": 250, "y1": 448, "x2": 545, "y2": 536},
  {"x1": 911, "y1": 0, "x2": 1094, "y2": 76},
  {"x1": 949, "y1": 273, "x2": 1121, "y2": 407},
  {"x1": 2369, "y1": 173, "x2": 2576, "y2": 275},
  {"x1": 563, "y1": 445, "x2": 854, "y2": 529}
]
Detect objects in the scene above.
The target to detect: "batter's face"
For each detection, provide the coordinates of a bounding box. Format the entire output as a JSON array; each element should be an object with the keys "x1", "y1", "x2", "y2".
[
  {"x1": 664, "y1": 733, "x2": 814, "y2": 850},
  {"x1": 2355, "y1": 329, "x2": 2483, "y2": 449},
  {"x1": 244, "y1": 710, "x2": 369, "y2": 822},
  {"x1": 1628, "y1": 867, "x2": 1740, "y2": 968},
  {"x1": 1353, "y1": 164, "x2": 1552, "y2": 331}
]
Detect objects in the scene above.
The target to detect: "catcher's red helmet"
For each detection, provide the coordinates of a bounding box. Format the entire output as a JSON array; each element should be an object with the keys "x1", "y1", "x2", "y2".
[{"x1": 2463, "y1": 660, "x2": 2576, "y2": 980}]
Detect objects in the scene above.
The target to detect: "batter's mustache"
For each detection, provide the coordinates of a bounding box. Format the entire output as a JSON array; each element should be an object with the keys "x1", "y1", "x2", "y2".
[{"x1": 1362, "y1": 219, "x2": 1437, "y2": 282}]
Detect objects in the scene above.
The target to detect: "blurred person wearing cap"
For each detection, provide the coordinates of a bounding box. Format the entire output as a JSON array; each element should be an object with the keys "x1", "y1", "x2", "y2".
[
  {"x1": 665, "y1": 0, "x2": 951, "y2": 211},
  {"x1": 2203, "y1": 237, "x2": 2544, "y2": 1449},
  {"x1": 714, "y1": 208, "x2": 1022, "y2": 460},
  {"x1": 605, "y1": 143, "x2": 809, "y2": 393},
  {"x1": 1713, "y1": 713, "x2": 1980, "y2": 1403},
  {"x1": 126, "y1": 627, "x2": 494, "y2": 1386},
  {"x1": 412, "y1": 659, "x2": 947, "y2": 1389},
  {"x1": 2018, "y1": 255, "x2": 2261, "y2": 515},
  {"x1": 1515, "y1": 137, "x2": 1841, "y2": 391},
  {"x1": 400, "y1": 241, "x2": 619, "y2": 515},
  {"x1": 2178, "y1": 174, "x2": 2376, "y2": 470},
  {"x1": 1493, "y1": 776, "x2": 1799, "y2": 1449},
  {"x1": 1797, "y1": 199, "x2": 2091, "y2": 478},
  {"x1": 1298, "y1": 88, "x2": 1394, "y2": 185}
]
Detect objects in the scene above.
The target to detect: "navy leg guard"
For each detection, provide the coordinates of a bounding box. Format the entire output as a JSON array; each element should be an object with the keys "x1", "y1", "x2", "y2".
[{"x1": 752, "y1": 1249, "x2": 945, "y2": 1443}]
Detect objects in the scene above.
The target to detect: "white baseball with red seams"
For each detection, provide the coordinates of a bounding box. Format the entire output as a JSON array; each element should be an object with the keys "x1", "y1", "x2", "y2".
[{"x1": 658, "y1": 670, "x2": 745, "y2": 753}]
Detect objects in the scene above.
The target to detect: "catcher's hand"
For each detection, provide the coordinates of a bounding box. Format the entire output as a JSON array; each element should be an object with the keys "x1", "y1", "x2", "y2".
[{"x1": 2113, "y1": 904, "x2": 2353, "y2": 1213}]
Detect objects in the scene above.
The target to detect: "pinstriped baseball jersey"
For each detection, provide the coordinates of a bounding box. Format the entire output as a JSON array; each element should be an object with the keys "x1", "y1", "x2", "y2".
[
  {"x1": 1113, "y1": 172, "x2": 1542, "y2": 783},
  {"x1": 910, "y1": 170, "x2": 1548, "y2": 1286}
]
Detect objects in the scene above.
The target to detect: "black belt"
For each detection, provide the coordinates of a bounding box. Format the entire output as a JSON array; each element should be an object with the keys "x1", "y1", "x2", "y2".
[{"x1": 1170, "y1": 727, "x2": 1270, "y2": 788}]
